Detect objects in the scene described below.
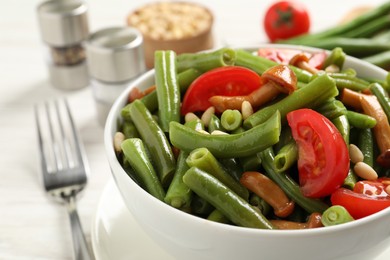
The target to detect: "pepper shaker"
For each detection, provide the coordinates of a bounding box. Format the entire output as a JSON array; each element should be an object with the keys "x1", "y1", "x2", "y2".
[
  {"x1": 37, "y1": 0, "x2": 89, "y2": 90},
  {"x1": 86, "y1": 27, "x2": 146, "y2": 126}
]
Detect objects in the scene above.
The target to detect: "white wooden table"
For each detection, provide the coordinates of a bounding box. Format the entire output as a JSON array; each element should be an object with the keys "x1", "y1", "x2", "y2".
[{"x1": 0, "y1": 0, "x2": 388, "y2": 259}]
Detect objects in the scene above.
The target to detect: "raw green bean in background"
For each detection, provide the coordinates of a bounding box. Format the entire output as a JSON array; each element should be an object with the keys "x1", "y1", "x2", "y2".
[
  {"x1": 343, "y1": 15, "x2": 390, "y2": 38},
  {"x1": 358, "y1": 128, "x2": 375, "y2": 167},
  {"x1": 274, "y1": 139, "x2": 298, "y2": 172},
  {"x1": 235, "y1": 49, "x2": 312, "y2": 83},
  {"x1": 220, "y1": 109, "x2": 242, "y2": 131},
  {"x1": 244, "y1": 73, "x2": 338, "y2": 128},
  {"x1": 186, "y1": 147, "x2": 249, "y2": 200},
  {"x1": 155, "y1": 50, "x2": 181, "y2": 132},
  {"x1": 315, "y1": 98, "x2": 347, "y2": 120},
  {"x1": 164, "y1": 151, "x2": 192, "y2": 209},
  {"x1": 321, "y1": 205, "x2": 354, "y2": 227},
  {"x1": 363, "y1": 50, "x2": 390, "y2": 70},
  {"x1": 346, "y1": 110, "x2": 377, "y2": 129},
  {"x1": 207, "y1": 209, "x2": 230, "y2": 224},
  {"x1": 121, "y1": 138, "x2": 165, "y2": 201},
  {"x1": 259, "y1": 148, "x2": 329, "y2": 214},
  {"x1": 129, "y1": 99, "x2": 176, "y2": 187},
  {"x1": 170, "y1": 110, "x2": 281, "y2": 158},
  {"x1": 323, "y1": 47, "x2": 346, "y2": 70},
  {"x1": 183, "y1": 167, "x2": 275, "y2": 229},
  {"x1": 279, "y1": 1, "x2": 390, "y2": 44},
  {"x1": 176, "y1": 47, "x2": 236, "y2": 73},
  {"x1": 370, "y1": 82, "x2": 390, "y2": 121}
]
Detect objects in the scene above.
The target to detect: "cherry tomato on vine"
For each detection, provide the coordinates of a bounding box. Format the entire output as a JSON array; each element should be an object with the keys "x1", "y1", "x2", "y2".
[
  {"x1": 287, "y1": 109, "x2": 350, "y2": 198},
  {"x1": 263, "y1": 0, "x2": 310, "y2": 42},
  {"x1": 180, "y1": 66, "x2": 262, "y2": 115},
  {"x1": 331, "y1": 178, "x2": 390, "y2": 219}
]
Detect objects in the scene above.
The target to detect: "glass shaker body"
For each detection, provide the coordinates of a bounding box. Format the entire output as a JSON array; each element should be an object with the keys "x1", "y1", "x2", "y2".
[
  {"x1": 87, "y1": 27, "x2": 146, "y2": 126},
  {"x1": 37, "y1": 0, "x2": 89, "y2": 90}
]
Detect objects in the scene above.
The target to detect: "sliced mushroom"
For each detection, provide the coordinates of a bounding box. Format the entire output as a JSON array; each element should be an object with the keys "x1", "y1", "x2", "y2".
[
  {"x1": 289, "y1": 53, "x2": 319, "y2": 74},
  {"x1": 209, "y1": 65, "x2": 297, "y2": 112}
]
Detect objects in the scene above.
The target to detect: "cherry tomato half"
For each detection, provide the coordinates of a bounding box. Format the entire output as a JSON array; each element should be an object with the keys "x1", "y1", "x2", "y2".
[
  {"x1": 257, "y1": 48, "x2": 327, "y2": 69},
  {"x1": 180, "y1": 66, "x2": 262, "y2": 115},
  {"x1": 287, "y1": 109, "x2": 350, "y2": 198},
  {"x1": 263, "y1": 0, "x2": 310, "y2": 42},
  {"x1": 331, "y1": 179, "x2": 390, "y2": 219}
]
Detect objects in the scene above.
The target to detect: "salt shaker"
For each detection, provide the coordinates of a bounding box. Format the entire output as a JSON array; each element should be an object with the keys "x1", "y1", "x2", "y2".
[
  {"x1": 86, "y1": 27, "x2": 146, "y2": 126},
  {"x1": 37, "y1": 0, "x2": 89, "y2": 90}
]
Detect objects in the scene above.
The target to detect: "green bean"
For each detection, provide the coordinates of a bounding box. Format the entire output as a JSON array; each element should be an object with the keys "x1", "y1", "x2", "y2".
[
  {"x1": 370, "y1": 83, "x2": 390, "y2": 121},
  {"x1": 358, "y1": 128, "x2": 375, "y2": 167},
  {"x1": 155, "y1": 50, "x2": 181, "y2": 132},
  {"x1": 249, "y1": 194, "x2": 272, "y2": 216},
  {"x1": 274, "y1": 127, "x2": 293, "y2": 153},
  {"x1": 220, "y1": 109, "x2": 242, "y2": 131},
  {"x1": 323, "y1": 47, "x2": 346, "y2": 70},
  {"x1": 346, "y1": 110, "x2": 377, "y2": 129},
  {"x1": 191, "y1": 194, "x2": 214, "y2": 215},
  {"x1": 183, "y1": 167, "x2": 275, "y2": 229},
  {"x1": 321, "y1": 205, "x2": 354, "y2": 227},
  {"x1": 177, "y1": 47, "x2": 236, "y2": 73},
  {"x1": 332, "y1": 76, "x2": 370, "y2": 92},
  {"x1": 207, "y1": 209, "x2": 230, "y2": 224},
  {"x1": 344, "y1": 15, "x2": 390, "y2": 38},
  {"x1": 121, "y1": 120, "x2": 140, "y2": 139},
  {"x1": 177, "y1": 68, "x2": 202, "y2": 92},
  {"x1": 240, "y1": 154, "x2": 262, "y2": 172},
  {"x1": 295, "y1": 38, "x2": 390, "y2": 57},
  {"x1": 274, "y1": 140, "x2": 298, "y2": 172},
  {"x1": 186, "y1": 147, "x2": 249, "y2": 200},
  {"x1": 235, "y1": 49, "x2": 312, "y2": 83},
  {"x1": 279, "y1": 1, "x2": 390, "y2": 43},
  {"x1": 363, "y1": 50, "x2": 390, "y2": 70},
  {"x1": 164, "y1": 151, "x2": 192, "y2": 209},
  {"x1": 129, "y1": 99, "x2": 176, "y2": 187},
  {"x1": 332, "y1": 115, "x2": 358, "y2": 189},
  {"x1": 185, "y1": 118, "x2": 204, "y2": 131},
  {"x1": 244, "y1": 73, "x2": 338, "y2": 128},
  {"x1": 219, "y1": 158, "x2": 243, "y2": 182},
  {"x1": 121, "y1": 138, "x2": 165, "y2": 201},
  {"x1": 259, "y1": 148, "x2": 329, "y2": 213},
  {"x1": 315, "y1": 98, "x2": 347, "y2": 120},
  {"x1": 208, "y1": 115, "x2": 224, "y2": 133},
  {"x1": 170, "y1": 110, "x2": 281, "y2": 158}
]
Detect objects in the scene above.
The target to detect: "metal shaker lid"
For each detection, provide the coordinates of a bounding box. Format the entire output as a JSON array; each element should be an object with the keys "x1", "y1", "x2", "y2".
[
  {"x1": 37, "y1": 0, "x2": 89, "y2": 46},
  {"x1": 86, "y1": 27, "x2": 146, "y2": 83}
]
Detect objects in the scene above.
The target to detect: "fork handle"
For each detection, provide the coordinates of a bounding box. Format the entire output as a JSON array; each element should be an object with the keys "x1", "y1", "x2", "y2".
[{"x1": 66, "y1": 196, "x2": 93, "y2": 260}]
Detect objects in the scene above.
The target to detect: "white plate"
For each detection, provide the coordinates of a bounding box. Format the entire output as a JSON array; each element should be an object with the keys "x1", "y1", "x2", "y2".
[
  {"x1": 92, "y1": 179, "x2": 390, "y2": 260},
  {"x1": 91, "y1": 178, "x2": 174, "y2": 260}
]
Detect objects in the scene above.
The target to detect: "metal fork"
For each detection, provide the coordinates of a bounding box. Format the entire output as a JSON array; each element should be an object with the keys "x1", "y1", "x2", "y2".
[{"x1": 34, "y1": 99, "x2": 93, "y2": 260}]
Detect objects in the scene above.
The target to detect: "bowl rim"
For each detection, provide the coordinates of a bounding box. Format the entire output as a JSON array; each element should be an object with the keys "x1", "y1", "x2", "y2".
[{"x1": 104, "y1": 44, "x2": 390, "y2": 237}]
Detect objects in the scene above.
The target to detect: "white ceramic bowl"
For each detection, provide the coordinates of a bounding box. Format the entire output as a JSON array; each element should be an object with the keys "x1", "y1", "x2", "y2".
[{"x1": 104, "y1": 45, "x2": 390, "y2": 260}]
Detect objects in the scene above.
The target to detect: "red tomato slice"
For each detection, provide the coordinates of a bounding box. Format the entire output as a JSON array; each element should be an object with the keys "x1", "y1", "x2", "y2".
[
  {"x1": 257, "y1": 48, "x2": 327, "y2": 69},
  {"x1": 263, "y1": 0, "x2": 310, "y2": 42},
  {"x1": 331, "y1": 187, "x2": 390, "y2": 219},
  {"x1": 180, "y1": 66, "x2": 261, "y2": 115},
  {"x1": 287, "y1": 109, "x2": 350, "y2": 198}
]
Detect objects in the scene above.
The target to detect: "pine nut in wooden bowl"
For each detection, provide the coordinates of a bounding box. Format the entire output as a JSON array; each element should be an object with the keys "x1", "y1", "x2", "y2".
[{"x1": 127, "y1": 1, "x2": 214, "y2": 68}]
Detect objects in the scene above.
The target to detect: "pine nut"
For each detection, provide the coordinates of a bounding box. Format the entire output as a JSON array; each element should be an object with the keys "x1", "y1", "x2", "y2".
[
  {"x1": 196, "y1": 129, "x2": 210, "y2": 135},
  {"x1": 211, "y1": 130, "x2": 228, "y2": 135},
  {"x1": 349, "y1": 144, "x2": 364, "y2": 164},
  {"x1": 114, "y1": 132, "x2": 126, "y2": 153},
  {"x1": 325, "y1": 64, "x2": 340, "y2": 73},
  {"x1": 201, "y1": 106, "x2": 215, "y2": 127},
  {"x1": 184, "y1": 112, "x2": 199, "y2": 123},
  {"x1": 353, "y1": 161, "x2": 378, "y2": 181},
  {"x1": 241, "y1": 100, "x2": 254, "y2": 120}
]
